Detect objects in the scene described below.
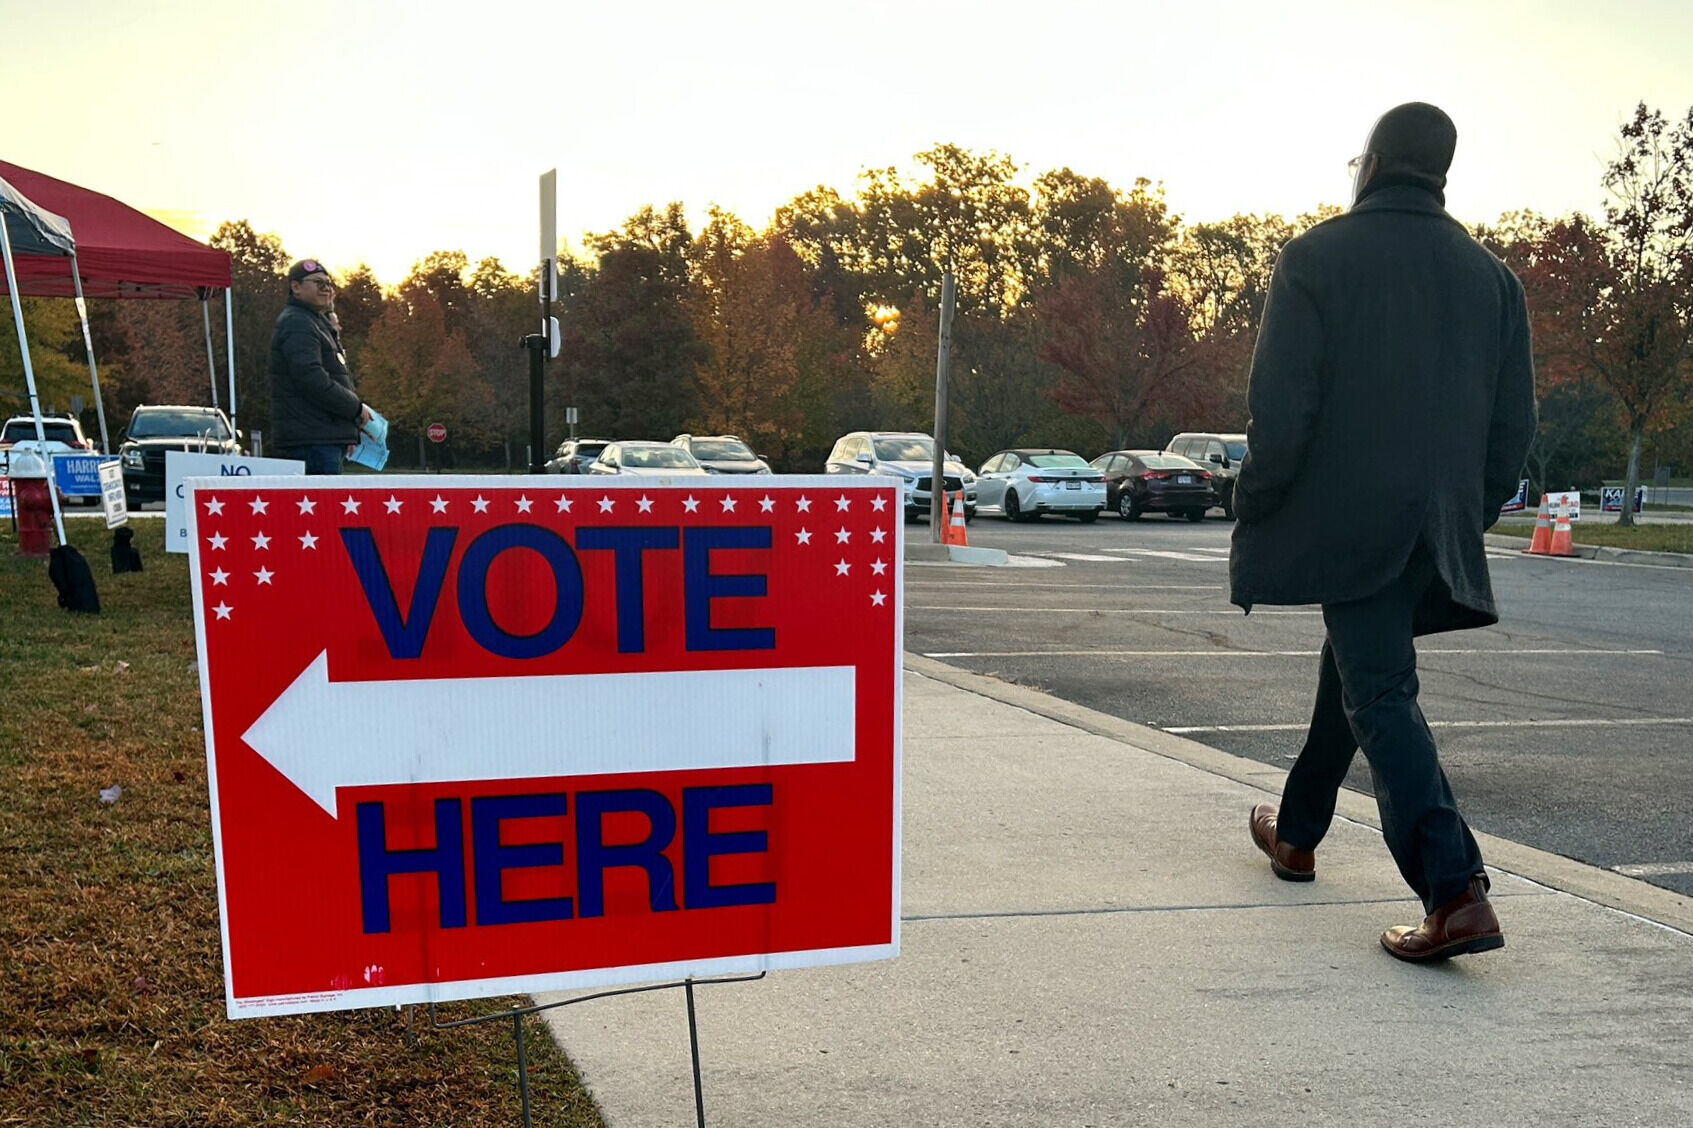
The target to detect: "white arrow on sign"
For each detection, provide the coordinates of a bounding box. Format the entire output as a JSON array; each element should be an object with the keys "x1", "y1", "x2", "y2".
[{"x1": 242, "y1": 651, "x2": 857, "y2": 817}]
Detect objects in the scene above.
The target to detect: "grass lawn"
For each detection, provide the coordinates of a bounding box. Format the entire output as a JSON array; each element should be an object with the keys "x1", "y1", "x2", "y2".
[
  {"x1": 0, "y1": 518, "x2": 602, "y2": 1127},
  {"x1": 1567, "y1": 522, "x2": 1693, "y2": 554}
]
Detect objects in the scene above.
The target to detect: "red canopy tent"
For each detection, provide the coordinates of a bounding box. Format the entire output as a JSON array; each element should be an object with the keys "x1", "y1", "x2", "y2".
[
  {"x1": 0, "y1": 160, "x2": 238, "y2": 449},
  {"x1": 0, "y1": 161, "x2": 231, "y2": 298}
]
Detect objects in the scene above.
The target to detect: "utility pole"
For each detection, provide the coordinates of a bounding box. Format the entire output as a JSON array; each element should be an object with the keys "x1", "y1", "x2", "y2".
[
  {"x1": 929, "y1": 270, "x2": 957, "y2": 544},
  {"x1": 524, "y1": 170, "x2": 560, "y2": 474}
]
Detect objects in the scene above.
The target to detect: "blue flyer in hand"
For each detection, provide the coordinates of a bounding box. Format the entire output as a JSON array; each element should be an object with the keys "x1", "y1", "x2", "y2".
[{"x1": 348, "y1": 410, "x2": 389, "y2": 471}]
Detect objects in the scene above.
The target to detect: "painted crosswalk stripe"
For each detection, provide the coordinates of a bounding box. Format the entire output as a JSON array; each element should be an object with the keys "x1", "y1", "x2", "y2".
[
  {"x1": 907, "y1": 607, "x2": 1321, "y2": 615},
  {"x1": 922, "y1": 647, "x2": 1666, "y2": 659}
]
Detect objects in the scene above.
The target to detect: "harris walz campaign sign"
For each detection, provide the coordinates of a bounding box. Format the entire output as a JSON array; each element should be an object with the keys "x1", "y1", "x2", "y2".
[{"x1": 186, "y1": 475, "x2": 901, "y2": 1018}]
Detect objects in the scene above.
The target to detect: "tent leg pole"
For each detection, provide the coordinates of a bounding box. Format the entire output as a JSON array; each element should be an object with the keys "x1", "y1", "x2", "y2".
[
  {"x1": 70, "y1": 256, "x2": 111, "y2": 455},
  {"x1": 202, "y1": 297, "x2": 220, "y2": 411},
  {"x1": 225, "y1": 289, "x2": 237, "y2": 438}
]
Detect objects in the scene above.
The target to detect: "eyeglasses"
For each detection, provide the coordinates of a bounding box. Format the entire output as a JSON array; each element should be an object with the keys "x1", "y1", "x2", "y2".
[
  {"x1": 304, "y1": 278, "x2": 335, "y2": 290},
  {"x1": 1347, "y1": 153, "x2": 1372, "y2": 177}
]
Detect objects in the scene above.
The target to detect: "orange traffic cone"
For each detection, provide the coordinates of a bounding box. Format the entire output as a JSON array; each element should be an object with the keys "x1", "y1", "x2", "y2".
[
  {"x1": 946, "y1": 491, "x2": 969, "y2": 546},
  {"x1": 1548, "y1": 507, "x2": 1577, "y2": 557},
  {"x1": 1524, "y1": 494, "x2": 1553, "y2": 555}
]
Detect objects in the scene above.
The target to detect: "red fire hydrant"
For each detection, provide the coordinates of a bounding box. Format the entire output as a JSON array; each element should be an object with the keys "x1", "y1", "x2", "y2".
[{"x1": 9, "y1": 449, "x2": 55, "y2": 558}]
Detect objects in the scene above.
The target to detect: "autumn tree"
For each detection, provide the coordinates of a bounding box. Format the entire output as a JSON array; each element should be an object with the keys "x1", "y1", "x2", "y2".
[
  {"x1": 562, "y1": 235, "x2": 705, "y2": 441},
  {"x1": 107, "y1": 298, "x2": 210, "y2": 411},
  {"x1": 356, "y1": 287, "x2": 490, "y2": 453},
  {"x1": 331, "y1": 264, "x2": 386, "y2": 364},
  {"x1": 1520, "y1": 105, "x2": 1693, "y2": 524}
]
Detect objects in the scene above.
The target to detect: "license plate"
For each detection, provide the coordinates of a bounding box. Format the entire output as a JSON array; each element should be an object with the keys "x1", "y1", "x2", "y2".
[
  {"x1": 1064, "y1": 480, "x2": 1080, "y2": 490},
  {"x1": 1177, "y1": 475, "x2": 1192, "y2": 484}
]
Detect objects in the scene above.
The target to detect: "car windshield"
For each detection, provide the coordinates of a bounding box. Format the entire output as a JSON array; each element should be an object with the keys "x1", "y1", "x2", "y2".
[
  {"x1": 872, "y1": 437, "x2": 933, "y2": 461},
  {"x1": 1140, "y1": 455, "x2": 1201, "y2": 470},
  {"x1": 2, "y1": 420, "x2": 79, "y2": 444},
  {"x1": 574, "y1": 443, "x2": 608, "y2": 456},
  {"x1": 692, "y1": 439, "x2": 755, "y2": 461},
  {"x1": 1025, "y1": 453, "x2": 1088, "y2": 468},
  {"x1": 623, "y1": 447, "x2": 696, "y2": 468},
  {"x1": 1225, "y1": 441, "x2": 1248, "y2": 460},
  {"x1": 129, "y1": 411, "x2": 230, "y2": 440}
]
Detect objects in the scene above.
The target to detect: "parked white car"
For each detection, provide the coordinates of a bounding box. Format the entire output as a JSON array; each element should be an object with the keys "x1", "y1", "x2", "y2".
[
  {"x1": 586, "y1": 442, "x2": 711, "y2": 477},
  {"x1": 823, "y1": 431, "x2": 977, "y2": 522},
  {"x1": 974, "y1": 449, "x2": 1106, "y2": 522}
]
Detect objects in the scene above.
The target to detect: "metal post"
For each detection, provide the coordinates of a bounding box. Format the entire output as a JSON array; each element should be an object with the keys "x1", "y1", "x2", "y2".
[
  {"x1": 201, "y1": 295, "x2": 220, "y2": 410},
  {"x1": 525, "y1": 333, "x2": 546, "y2": 473},
  {"x1": 224, "y1": 289, "x2": 238, "y2": 437},
  {"x1": 69, "y1": 255, "x2": 110, "y2": 454},
  {"x1": 685, "y1": 979, "x2": 706, "y2": 1128},
  {"x1": 0, "y1": 215, "x2": 69, "y2": 545},
  {"x1": 929, "y1": 270, "x2": 957, "y2": 543}
]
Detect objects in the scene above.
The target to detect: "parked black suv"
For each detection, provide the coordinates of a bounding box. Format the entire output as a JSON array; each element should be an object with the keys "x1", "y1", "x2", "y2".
[
  {"x1": 118, "y1": 405, "x2": 242, "y2": 504},
  {"x1": 1164, "y1": 432, "x2": 1247, "y2": 519}
]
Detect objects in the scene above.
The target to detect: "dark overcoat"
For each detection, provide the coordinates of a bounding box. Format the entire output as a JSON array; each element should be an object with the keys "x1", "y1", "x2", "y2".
[
  {"x1": 267, "y1": 295, "x2": 363, "y2": 449},
  {"x1": 1228, "y1": 184, "x2": 1537, "y2": 633}
]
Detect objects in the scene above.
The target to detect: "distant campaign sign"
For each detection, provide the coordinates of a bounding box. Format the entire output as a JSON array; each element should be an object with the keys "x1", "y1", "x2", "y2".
[
  {"x1": 53, "y1": 453, "x2": 118, "y2": 498},
  {"x1": 1500, "y1": 479, "x2": 1530, "y2": 515},
  {"x1": 1600, "y1": 486, "x2": 1645, "y2": 514},
  {"x1": 186, "y1": 475, "x2": 903, "y2": 1018}
]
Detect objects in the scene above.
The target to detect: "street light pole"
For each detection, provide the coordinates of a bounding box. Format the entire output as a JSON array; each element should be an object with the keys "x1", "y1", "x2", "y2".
[{"x1": 930, "y1": 270, "x2": 957, "y2": 544}]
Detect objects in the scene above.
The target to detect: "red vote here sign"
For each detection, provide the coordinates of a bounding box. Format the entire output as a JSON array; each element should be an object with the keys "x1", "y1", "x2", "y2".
[{"x1": 187, "y1": 475, "x2": 902, "y2": 1018}]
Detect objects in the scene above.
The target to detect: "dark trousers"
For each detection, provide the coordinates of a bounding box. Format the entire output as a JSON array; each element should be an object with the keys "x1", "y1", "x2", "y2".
[
  {"x1": 1274, "y1": 549, "x2": 1485, "y2": 913},
  {"x1": 282, "y1": 444, "x2": 344, "y2": 476}
]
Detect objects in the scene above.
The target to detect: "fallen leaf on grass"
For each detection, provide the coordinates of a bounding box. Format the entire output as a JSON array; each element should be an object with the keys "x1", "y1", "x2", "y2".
[
  {"x1": 172, "y1": 770, "x2": 186, "y2": 784},
  {"x1": 115, "y1": 661, "x2": 130, "y2": 672},
  {"x1": 132, "y1": 975, "x2": 153, "y2": 994},
  {"x1": 301, "y1": 1064, "x2": 337, "y2": 1085}
]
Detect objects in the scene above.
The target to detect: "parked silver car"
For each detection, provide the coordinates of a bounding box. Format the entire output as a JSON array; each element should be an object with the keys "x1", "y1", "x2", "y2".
[
  {"x1": 586, "y1": 442, "x2": 710, "y2": 477},
  {"x1": 974, "y1": 449, "x2": 1106, "y2": 522}
]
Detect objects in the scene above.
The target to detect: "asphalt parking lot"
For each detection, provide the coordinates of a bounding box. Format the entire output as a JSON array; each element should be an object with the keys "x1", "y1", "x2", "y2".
[{"x1": 906, "y1": 511, "x2": 1693, "y2": 899}]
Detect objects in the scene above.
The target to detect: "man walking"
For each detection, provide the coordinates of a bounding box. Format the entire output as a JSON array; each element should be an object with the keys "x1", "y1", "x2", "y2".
[
  {"x1": 269, "y1": 259, "x2": 371, "y2": 474},
  {"x1": 1231, "y1": 103, "x2": 1537, "y2": 962}
]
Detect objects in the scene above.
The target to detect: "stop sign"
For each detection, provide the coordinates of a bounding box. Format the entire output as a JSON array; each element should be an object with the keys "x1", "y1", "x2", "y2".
[{"x1": 426, "y1": 422, "x2": 447, "y2": 444}]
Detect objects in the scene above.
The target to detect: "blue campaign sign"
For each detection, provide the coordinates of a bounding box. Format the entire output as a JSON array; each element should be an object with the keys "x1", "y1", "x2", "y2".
[
  {"x1": 1499, "y1": 479, "x2": 1530, "y2": 515},
  {"x1": 1600, "y1": 486, "x2": 1644, "y2": 514},
  {"x1": 53, "y1": 454, "x2": 118, "y2": 498}
]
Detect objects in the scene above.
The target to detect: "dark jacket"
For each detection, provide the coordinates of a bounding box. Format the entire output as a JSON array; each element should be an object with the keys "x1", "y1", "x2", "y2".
[
  {"x1": 268, "y1": 296, "x2": 362, "y2": 448},
  {"x1": 1228, "y1": 184, "x2": 1537, "y2": 632}
]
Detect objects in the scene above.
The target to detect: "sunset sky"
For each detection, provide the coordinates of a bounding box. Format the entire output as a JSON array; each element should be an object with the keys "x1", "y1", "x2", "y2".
[{"x1": 5, "y1": 0, "x2": 1692, "y2": 286}]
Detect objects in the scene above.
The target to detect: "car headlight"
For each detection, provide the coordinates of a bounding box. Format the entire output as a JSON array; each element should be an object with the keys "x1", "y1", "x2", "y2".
[{"x1": 122, "y1": 450, "x2": 144, "y2": 469}]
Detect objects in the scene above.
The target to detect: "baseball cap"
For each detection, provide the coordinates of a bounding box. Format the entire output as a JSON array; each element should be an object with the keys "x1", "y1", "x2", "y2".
[{"x1": 287, "y1": 259, "x2": 334, "y2": 285}]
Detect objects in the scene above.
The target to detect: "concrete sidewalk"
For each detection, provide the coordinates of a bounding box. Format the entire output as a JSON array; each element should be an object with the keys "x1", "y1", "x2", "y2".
[{"x1": 541, "y1": 658, "x2": 1693, "y2": 1127}]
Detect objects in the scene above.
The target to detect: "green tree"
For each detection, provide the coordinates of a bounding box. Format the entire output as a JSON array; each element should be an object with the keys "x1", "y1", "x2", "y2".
[
  {"x1": 209, "y1": 220, "x2": 290, "y2": 436},
  {"x1": 562, "y1": 241, "x2": 705, "y2": 440},
  {"x1": 0, "y1": 297, "x2": 87, "y2": 415}
]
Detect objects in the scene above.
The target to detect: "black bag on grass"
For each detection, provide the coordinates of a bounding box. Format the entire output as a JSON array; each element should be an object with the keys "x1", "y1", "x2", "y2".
[
  {"x1": 49, "y1": 544, "x2": 101, "y2": 613},
  {"x1": 111, "y1": 527, "x2": 143, "y2": 574}
]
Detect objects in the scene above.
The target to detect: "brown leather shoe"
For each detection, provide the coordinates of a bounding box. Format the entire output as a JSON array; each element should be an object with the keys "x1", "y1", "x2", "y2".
[
  {"x1": 1249, "y1": 803, "x2": 1314, "y2": 882},
  {"x1": 1381, "y1": 877, "x2": 1504, "y2": 962}
]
